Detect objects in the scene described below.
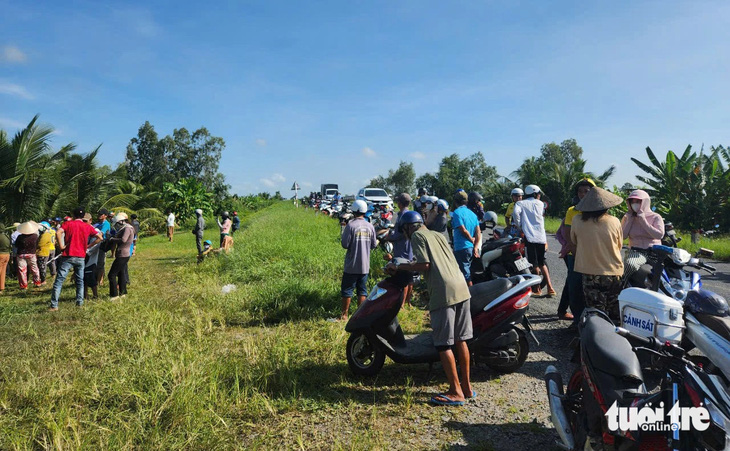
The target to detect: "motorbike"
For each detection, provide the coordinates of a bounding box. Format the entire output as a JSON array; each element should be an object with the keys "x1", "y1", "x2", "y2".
[
  {"x1": 545, "y1": 307, "x2": 730, "y2": 450},
  {"x1": 621, "y1": 245, "x2": 730, "y2": 380},
  {"x1": 345, "y1": 262, "x2": 542, "y2": 376},
  {"x1": 476, "y1": 220, "x2": 548, "y2": 290},
  {"x1": 471, "y1": 236, "x2": 532, "y2": 283}
]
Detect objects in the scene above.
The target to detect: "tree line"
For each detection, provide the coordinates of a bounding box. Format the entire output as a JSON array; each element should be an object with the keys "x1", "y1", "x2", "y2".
[
  {"x1": 370, "y1": 139, "x2": 730, "y2": 232},
  {"x1": 0, "y1": 116, "x2": 276, "y2": 231}
]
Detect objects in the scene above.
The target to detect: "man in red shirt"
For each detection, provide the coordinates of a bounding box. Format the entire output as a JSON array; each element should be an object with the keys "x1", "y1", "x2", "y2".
[{"x1": 49, "y1": 207, "x2": 102, "y2": 310}]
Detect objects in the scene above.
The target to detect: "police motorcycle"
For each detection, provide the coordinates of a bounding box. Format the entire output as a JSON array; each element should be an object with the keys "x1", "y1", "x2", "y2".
[
  {"x1": 545, "y1": 307, "x2": 730, "y2": 450},
  {"x1": 621, "y1": 244, "x2": 730, "y2": 380}
]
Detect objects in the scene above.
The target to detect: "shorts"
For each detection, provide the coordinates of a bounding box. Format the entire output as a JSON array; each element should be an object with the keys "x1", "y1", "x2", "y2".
[
  {"x1": 454, "y1": 248, "x2": 473, "y2": 282},
  {"x1": 341, "y1": 272, "x2": 368, "y2": 298},
  {"x1": 84, "y1": 264, "x2": 98, "y2": 287},
  {"x1": 525, "y1": 242, "x2": 546, "y2": 266},
  {"x1": 431, "y1": 299, "x2": 473, "y2": 347}
]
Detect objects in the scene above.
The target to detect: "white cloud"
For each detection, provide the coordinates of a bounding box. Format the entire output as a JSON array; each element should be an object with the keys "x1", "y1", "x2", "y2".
[
  {"x1": 256, "y1": 138, "x2": 267, "y2": 147},
  {"x1": 0, "y1": 81, "x2": 33, "y2": 99},
  {"x1": 409, "y1": 151, "x2": 426, "y2": 159},
  {"x1": 0, "y1": 117, "x2": 26, "y2": 129},
  {"x1": 362, "y1": 147, "x2": 376, "y2": 157},
  {"x1": 259, "y1": 173, "x2": 286, "y2": 188},
  {"x1": 1, "y1": 45, "x2": 27, "y2": 63}
]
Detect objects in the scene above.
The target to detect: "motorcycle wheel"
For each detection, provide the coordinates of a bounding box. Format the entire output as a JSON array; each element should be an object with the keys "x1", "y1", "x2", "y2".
[
  {"x1": 346, "y1": 332, "x2": 385, "y2": 376},
  {"x1": 565, "y1": 368, "x2": 587, "y2": 444},
  {"x1": 486, "y1": 328, "x2": 529, "y2": 373}
]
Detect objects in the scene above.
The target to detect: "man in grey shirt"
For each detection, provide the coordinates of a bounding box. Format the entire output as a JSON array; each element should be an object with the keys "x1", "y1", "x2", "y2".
[
  {"x1": 339, "y1": 200, "x2": 376, "y2": 320},
  {"x1": 193, "y1": 209, "x2": 205, "y2": 255}
]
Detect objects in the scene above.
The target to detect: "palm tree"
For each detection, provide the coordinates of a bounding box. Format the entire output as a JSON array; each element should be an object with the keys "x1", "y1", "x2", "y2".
[{"x1": 0, "y1": 116, "x2": 66, "y2": 222}]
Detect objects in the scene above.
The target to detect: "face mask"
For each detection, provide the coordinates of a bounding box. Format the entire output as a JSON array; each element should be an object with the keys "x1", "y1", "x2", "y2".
[
  {"x1": 425, "y1": 203, "x2": 433, "y2": 211},
  {"x1": 631, "y1": 203, "x2": 641, "y2": 213}
]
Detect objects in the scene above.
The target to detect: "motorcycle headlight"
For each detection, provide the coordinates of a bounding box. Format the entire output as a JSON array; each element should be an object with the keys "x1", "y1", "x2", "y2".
[{"x1": 367, "y1": 286, "x2": 388, "y2": 301}]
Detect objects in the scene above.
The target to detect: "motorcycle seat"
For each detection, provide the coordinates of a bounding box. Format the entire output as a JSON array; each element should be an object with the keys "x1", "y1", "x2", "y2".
[
  {"x1": 469, "y1": 278, "x2": 513, "y2": 315},
  {"x1": 696, "y1": 313, "x2": 730, "y2": 342},
  {"x1": 581, "y1": 313, "x2": 643, "y2": 383},
  {"x1": 482, "y1": 238, "x2": 512, "y2": 252}
]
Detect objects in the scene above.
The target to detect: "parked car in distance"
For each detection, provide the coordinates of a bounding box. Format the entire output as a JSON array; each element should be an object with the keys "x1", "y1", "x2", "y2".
[{"x1": 356, "y1": 187, "x2": 393, "y2": 209}]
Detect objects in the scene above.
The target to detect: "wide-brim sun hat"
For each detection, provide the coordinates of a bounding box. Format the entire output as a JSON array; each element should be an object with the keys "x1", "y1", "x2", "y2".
[
  {"x1": 575, "y1": 186, "x2": 623, "y2": 212},
  {"x1": 18, "y1": 221, "x2": 40, "y2": 234}
]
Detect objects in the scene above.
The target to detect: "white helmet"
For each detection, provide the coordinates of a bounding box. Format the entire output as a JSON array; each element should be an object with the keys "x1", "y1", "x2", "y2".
[
  {"x1": 114, "y1": 212, "x2": 129, "y2": 223},
  {"x1": 436, "y1": 199, "x2": 449, "y2": 211},
  {"x1": 427, "y1": 195, "x2": 438, "y2": 203},
  {"x1": 419, "y1": 195, "x2": 430, "y2": 204},
  {"x1": 195, "y1": 208, "x2": 203, "y2": 215},
  {"x1": 525, "y1": 185, "x2": 541, "y2": 195},
  {"x1": 352, "y1": 199, "x2": 368, "y2": 213},
  {"x1": 511, "y1": 188, "x2": 524, "y2": 196}
]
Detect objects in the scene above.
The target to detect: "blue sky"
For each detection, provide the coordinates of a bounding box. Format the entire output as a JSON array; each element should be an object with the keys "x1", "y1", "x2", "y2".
[{"x1": 2, "y1": 1, "x2": 729, "y2": 196}]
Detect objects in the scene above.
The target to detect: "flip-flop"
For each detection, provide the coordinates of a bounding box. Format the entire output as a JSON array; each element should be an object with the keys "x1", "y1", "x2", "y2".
[
  {"x1": 466, "y1": 390, "x2": 477, "y2": 400},
  {"x1": 430, "y1": 394, "x2": 465, "y2": 406}
]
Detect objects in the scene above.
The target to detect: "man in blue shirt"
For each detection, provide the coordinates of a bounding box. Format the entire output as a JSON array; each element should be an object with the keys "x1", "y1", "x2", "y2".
[
  {"x1": 95, "y1": 208, "x2": 112, "y2": 286},
  {"x1": 450, "y1": 191, "x2": 481, "y2": 286}
]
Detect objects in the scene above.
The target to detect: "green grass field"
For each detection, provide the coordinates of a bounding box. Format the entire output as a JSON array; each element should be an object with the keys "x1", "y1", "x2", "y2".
[{"x1": 0, "y1": 203, "x2": 461, "y2": 450}]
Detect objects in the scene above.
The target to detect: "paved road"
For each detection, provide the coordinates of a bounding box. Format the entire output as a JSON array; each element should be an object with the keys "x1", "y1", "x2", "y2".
[{"x1": 541, "y1": 234, "x2": 730, "y2": 301}]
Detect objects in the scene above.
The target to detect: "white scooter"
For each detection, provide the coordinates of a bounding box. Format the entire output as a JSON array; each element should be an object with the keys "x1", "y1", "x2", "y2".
[{"x1": 618, "y1": 287, "x2": 730, "y2": 380}]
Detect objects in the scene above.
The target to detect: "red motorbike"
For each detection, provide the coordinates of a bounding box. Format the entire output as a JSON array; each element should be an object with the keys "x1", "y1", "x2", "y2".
[{"x1": 345, "y1": 260, "x2": 542, "y2": 376}]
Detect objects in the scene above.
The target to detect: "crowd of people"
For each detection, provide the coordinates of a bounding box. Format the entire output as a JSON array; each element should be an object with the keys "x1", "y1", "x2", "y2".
[
  {"x1": 333, "y1": 182, "x2": 663, "y2": 405},
  {"x1": 0, "y1": 208, "x2": 141, "y2": 309}
]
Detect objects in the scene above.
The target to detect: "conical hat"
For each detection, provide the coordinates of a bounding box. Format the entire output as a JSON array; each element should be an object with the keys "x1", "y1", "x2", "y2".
[
  {"x1": 17, "y1": 221, "x2": 40, "y2": 234},
  {"x1": 575, "y1": 187, "x2": 623, "y2": 212}
]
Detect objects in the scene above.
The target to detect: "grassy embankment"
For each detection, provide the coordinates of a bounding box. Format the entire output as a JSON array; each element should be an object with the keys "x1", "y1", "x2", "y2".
[{"x1": 0, "y1": 203, "x2": 462, "y2": 450}]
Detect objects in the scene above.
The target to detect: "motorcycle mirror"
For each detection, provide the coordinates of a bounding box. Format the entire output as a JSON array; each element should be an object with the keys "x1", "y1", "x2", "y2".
[{"x1": 383, "y1": 242, "x2": 394, "y2": 254}]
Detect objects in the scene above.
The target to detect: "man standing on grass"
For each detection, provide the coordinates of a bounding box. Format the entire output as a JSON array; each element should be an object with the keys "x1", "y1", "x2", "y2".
[
  {"x1": 337, "y1": 200, "x2": 376, "y2": 321},
  {"x1": 193, "y1": 209, "x2": 205, "y2": 256},
  {"x1": 166, "y1": 209, "x2": 176, "y2": 242},
  {"x1": 450, "y1": 191, "x2": 481, "y2": 286},
  {"x1": 231, "y1": 211, "x2": 240, "y2": 235},
  {"x1": 386, "y1": 211, "x2": 473, "y2": 406},
  {"x1": 95, "y1": 209, "x2": 111, "y2": 287},
  {"x1": 50, "y1": 207, "x2": 102, "y2": 311}
]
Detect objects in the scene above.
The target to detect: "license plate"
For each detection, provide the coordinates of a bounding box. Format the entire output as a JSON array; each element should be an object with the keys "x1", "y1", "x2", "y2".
[{"x1": 514, "y1": 258, "x2": 531, "y2": 271}]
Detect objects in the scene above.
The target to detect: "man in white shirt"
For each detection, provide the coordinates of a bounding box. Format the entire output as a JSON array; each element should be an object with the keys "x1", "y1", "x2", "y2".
[
  {"x1": 166, "y1": 209, "x2": 175, "y2": 242},
  {"x1": 513, "y1": 185, "x2": 556, "y2": 296}
]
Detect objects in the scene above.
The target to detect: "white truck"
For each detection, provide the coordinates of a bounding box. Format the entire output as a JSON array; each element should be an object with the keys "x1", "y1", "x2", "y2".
[{"x1": 321, "y1": 184, "x2": 339, "y2": 200}]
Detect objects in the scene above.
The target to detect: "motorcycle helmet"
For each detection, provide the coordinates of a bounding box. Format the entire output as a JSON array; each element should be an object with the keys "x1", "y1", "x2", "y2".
[
  {"x1": 511, "y1": 188, "x2": 524, "y2": 196},
  {"x1": 221, "y1": 211, "x2": 230, "y2": 218},
  {"x1": 685, "y1": 290, "x2": 729, "y2": 317},
  {"x1": 195, "y1": 208, "x2": 203, "y2": 215},
  {"x1": 204, "y1": 239, "x2": 212, "y2": 245},
  {"x1": 398, "y1": 210, "x2": 424, "y2": 232},
  {"x1": 484, "y1": 211, "x2": 498, "y2": 226},
  {"x1": 525, "y1": 185, "x2": 541, "y2": 196},
  {"x1": 417, "y1": 187, "x2": 428, "y2": 196},
  {"x1": 467, "y1": 192, "x2": 483, "y2": 205},
  {"x1": 351, "y1": 200, "x2": 368, "y2": 213},
  {"x1": 436, "y1": 199, "x2": 449, "y2": 212}
]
